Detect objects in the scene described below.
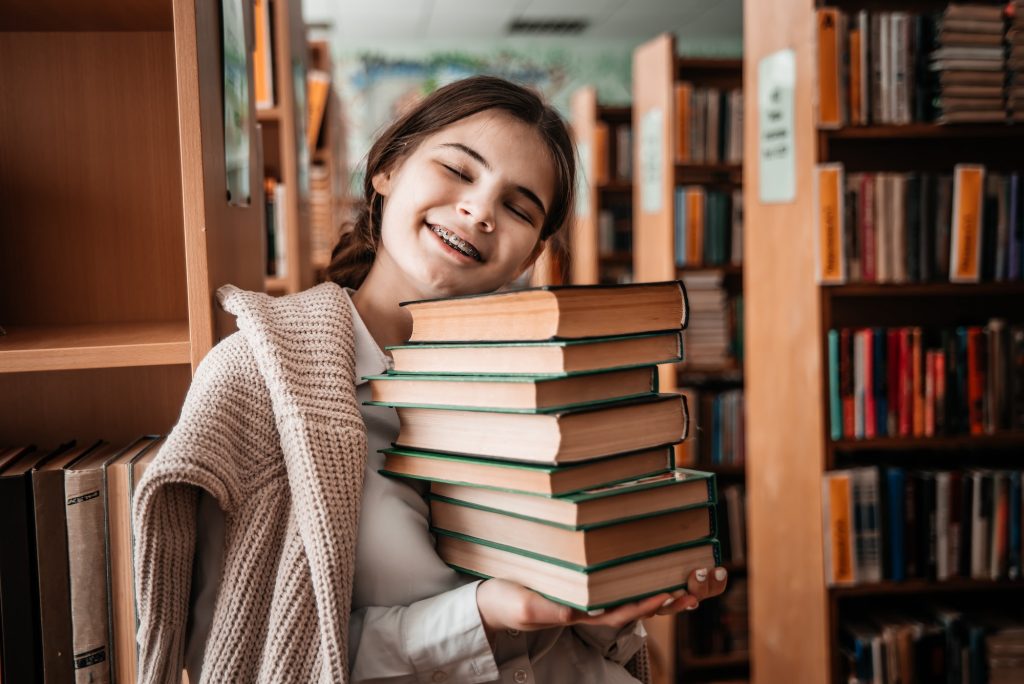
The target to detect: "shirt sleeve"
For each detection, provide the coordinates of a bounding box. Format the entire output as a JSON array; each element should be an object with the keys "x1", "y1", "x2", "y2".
[
  {"x1": 571, "y1": 620, "x2": 648, "y2": 665},
  {"x1": 348, "y1": 580, "x2": 500, "y2": 684}
]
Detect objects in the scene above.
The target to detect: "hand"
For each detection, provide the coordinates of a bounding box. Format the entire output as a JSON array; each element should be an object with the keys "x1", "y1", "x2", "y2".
[{"x1": 475, "y1": 566, "x2": 729, "y2": 640}]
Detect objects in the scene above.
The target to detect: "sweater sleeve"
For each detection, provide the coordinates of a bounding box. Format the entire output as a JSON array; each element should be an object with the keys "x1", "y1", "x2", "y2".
[
  {"x1": 572, "y1": 620, "x2": 647, "y2": 665},
  {"x1": 132, "y1": 333, "x2": 264, "y2": 684},
  {"x1": 348, "y1": 581, "x2": 500, "y2": 684}
]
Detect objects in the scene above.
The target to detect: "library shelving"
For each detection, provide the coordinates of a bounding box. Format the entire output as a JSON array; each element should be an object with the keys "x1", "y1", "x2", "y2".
[
  {"x1": 745, "y1": 1, "x2": 1024, "y2": 682},
  {"x1": 257, "y1": 0, "x2": 314, "y2": 295},
  {"x1": 0, "y1": 0, "x2": 264, "y2": 446},
  {"x1": 632, "y1": 34, "x2": 748, "y2": 684},
  {"x1": 569, "y1": 86, "x2": 634, "y2": 285}
]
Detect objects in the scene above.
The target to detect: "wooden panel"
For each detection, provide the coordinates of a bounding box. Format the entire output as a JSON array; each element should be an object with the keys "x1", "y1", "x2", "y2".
[
  {"x1": 0, "y1": 321, "x2": 189, "y2": 372},
  {"x1": 0, "y1": 32, "x2": 187, "y2": 327},
  {"x1": 743, "y1": 1, "x2": 830, "y2": 682},
  {"x1": 178, "y1": 0, "x2": 266, "y2": 365},
  {"x1": 0, "y1": 0, "x2": 171, "y2": 31},
  {"x1": 0, "y1": 364, "x2": 191, "y2": 448},
  {"x1": 571, "y1": 87, "x2": 600, "y2": 285}
]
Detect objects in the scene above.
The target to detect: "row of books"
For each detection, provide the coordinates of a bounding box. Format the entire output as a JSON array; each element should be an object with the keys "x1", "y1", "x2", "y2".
[
  {"x1": 592, "y1": 122, "x2": 633, "y2": 185},
  {"x1": 841, "y1": 605, "x2": 1024, "y2": 684},
  {"x1": 682, "y1": 388, "x2": 746, "y2": 467},
  {"x1": 682, "y1": 576, "x2": 749, "y2": 659},
  {"x1": 369, "y1": 282, "x2": 719, "y2": 610},
  {"x1": 254, "y1": 0, "x2": 275, "y2": 109},
  {"x1": 718, "y1": 483, "x2": 747, "y2": 565},
  {"x1": 0, "y1": 436, "x2": 163, "y2": 684},
  {"x1": 264, "y1": 177, "x2": 288, "y2": 277},
  {"x1": 674, "y1": 83, "x2": 743, "y2": 164},
  {"x1": 674, "y1": 186, "x2": 743, "y2": 268},
  {"x1": 827, "y1": 322, "x2": 1024, "y2": 442},
  {"x1": 309, "y1": 163, "x2": 339, "y2": 267},
  {"x1": 598, "y1": 204, "x2": 632, "y2": 255},
  {"x1": 816, "y1": 3, "x2": 1024, "y2": 128},
  {"x1": 680, "y1": 271, "x2": 743, "y2": 367},
  {"x1": 824, "y1": 466, "x2": 1024, "y2": 586},
  {"x1": 815, "y1": 164, "x2": 1024, "y2": 285}
]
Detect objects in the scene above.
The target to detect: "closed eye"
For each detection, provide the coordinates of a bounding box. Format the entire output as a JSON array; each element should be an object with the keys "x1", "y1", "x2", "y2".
[
  {"x1": 442, "y1": 163, "x2": 471, "y2": 182},
  {"x1": 506, "y1": 203, "x2": 533, "y2": 224}
]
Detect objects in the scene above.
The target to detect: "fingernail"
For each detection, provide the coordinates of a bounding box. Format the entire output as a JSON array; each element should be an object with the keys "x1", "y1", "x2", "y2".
[
  {"x1": 661, "y1": 597, "x2": 675, "y2": 608},
  {"x1": 671, "y1": 589, "x2": 688, "y2": 599},
  {"x1": 587, "y1": 608, "x2": 605, "y2": 617},
  {"x1": 687, "y1": 602, "x2": 699, "y2": 611},
  {"x1": 714, "y1": 567, "x2": 728, "y2": 582},
  {"x1": 695, "y1": 568, "x2": 708, "y2": 582}
]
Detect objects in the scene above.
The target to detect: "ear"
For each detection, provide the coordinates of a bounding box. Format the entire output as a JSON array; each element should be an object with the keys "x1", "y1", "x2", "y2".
[
  {"x1": 514, "y1": 239, "x2": 548, "y2": 278},
  {"x1": 371, "y1": 169, "x2": 392, "y2": 197}
]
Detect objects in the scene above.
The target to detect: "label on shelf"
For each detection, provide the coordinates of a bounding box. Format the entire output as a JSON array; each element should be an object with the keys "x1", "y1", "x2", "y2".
[
  {"x1": 640, "y1": 108, "x2": 664, "y2": 213},
  {"x1": 758, "y1": 49, "x2": 796, "y2": 204}
]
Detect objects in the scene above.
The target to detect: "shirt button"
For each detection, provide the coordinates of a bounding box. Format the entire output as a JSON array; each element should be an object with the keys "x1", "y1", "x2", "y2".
[
  {"x1": 431, "y1": 671, "x2": 447, "y2": 683},
  {"x1": 506, "y1": 628, "x2": 521, "y2": 637},
  {"x1": 513, "y1": 669, "x2": 529, "y2": 683}
]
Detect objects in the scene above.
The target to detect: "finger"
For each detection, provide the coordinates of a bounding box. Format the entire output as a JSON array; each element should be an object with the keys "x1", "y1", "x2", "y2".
[
  {"x1": 686, "y1": 567, "x2": 711, "y2": 600},
  {"x1": 655, "y1": 593, "x2": 699, "y2": 616},
  {"x1": 707, "y1": 566, "x2": 728, "y2": 597},
  {"x1": 520, "y1": 591, "x2": 577, "y2": 627},
  {"x1": 575, "y1": 593, "x2": 672, "y2": 627}
]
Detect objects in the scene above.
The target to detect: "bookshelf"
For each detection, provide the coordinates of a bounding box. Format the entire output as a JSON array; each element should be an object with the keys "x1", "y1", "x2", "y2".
[
  {"x1": 257, "y1": 0, "x2": 313, "y2": 295},
  {"x1": 569, "y1": 86, "x2": 634, "y2": 285},
  {"x1": 744, "y1": 1, "x2": 1024, "y2": 682},
  {"x1": 0, "y1": 0, "x2": 264, "y2": 446},
  {"x1": 632, "y1": 34, "x2": 748, "y2": 684}
]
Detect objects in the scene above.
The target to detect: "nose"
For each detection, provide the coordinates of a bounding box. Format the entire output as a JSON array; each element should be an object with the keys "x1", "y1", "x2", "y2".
[{"x1": 456, "y1": 191, "x2": 495, "y2": 233}]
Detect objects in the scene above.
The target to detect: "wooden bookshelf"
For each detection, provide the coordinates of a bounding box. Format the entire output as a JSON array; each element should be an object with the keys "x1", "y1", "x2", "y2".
[
  {"x1": 633, "y1": 34, "x2": 747, "y2": 684},
  {"x1": 0, "y1": 1, "x2": 264, "y2": 439},
  {"x1": 258, "y1": 0, "x2": 313, "y2": 295},
  {"x1": 568, "y1": 86, "x2": 633, "y2": 285},
  {"x1": 744, "y1": 1, "x2": 1024, "y2": 682}
]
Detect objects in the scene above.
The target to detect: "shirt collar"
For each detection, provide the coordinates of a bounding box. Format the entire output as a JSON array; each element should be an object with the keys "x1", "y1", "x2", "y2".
[{"x1": 341, "y1": 287, "x2": 392, "y2": 385}]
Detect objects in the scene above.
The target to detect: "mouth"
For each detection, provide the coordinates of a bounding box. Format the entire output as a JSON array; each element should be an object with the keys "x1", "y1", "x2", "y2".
[{"x1": 428, "y1": 223, "x2": 484, "y2": 263}]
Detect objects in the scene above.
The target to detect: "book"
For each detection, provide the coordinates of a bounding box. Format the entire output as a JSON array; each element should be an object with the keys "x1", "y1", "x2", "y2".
[
  {"x1": 950, "y1": 165, "x2": 985, "y2": 283},
  {"x1": 436, "y1": 531, "x2": 720, "y2": 611},
  {"x1": 305, "y1": 69, "x2": 330, "y2": 154},
  {"x1": 387, "y1": 332, "x2": 684, "y2": 377},
  {"x1": 253, "y1": 0, "x2": 274, "y2": 109},
  {"x1": 816, "y1": 163, "x2": 846, "y2": 284},
  {"x1": 391, "y1": 393, "x2": 688, "y2": 464},
  {"x1": 430, "y1": 496, "x2": 715, "y2": 567},
  {"x1": 429, "y1": 468, "x2": 716, "y2": 528},
  {"x1": 367, "y1": 366, "x2": 657, "y2": 411},
  {"x1": 380, "y1": 445, "x2": 673, "y2": 497},
  {"x1": 824, "y1": 470, "x2": 857, "y2": 586},
  {"x1": 103, "y1": 436, "x2": 163, "y2": 684},
  {"x1": 675, "y1": 82, "x2": 693, "y2": 163},
  {"x1": 0, "y1": 446, "x2": 46, "y2": 684},
  {"x1": 401, "y1": 281, "x2": 687, "y2": 343},
  {"x1": 65, "y1": 442, "x2": 124, "y2": 684},
  {"x1": 817, "y1": 8, "x2": 846, "y2": 128},
  {"x1": 31, "y1": 441, "x2": 104, "y2": 684}
]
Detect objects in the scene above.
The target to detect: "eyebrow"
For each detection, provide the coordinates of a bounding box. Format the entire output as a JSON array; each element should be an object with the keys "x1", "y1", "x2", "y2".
[{"x1": 439, "y1": 142, "x2": 548, "y2": 218}]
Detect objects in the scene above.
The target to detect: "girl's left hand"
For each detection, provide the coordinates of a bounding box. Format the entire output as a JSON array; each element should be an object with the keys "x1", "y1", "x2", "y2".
[{"x1": 573, "y1": 566, "x2": 729, "y2": 629}]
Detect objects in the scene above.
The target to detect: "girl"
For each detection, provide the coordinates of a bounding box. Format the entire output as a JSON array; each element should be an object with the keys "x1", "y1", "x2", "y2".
[{"x1": 133, "y1": 75, "x2": 727, "y2": 684}]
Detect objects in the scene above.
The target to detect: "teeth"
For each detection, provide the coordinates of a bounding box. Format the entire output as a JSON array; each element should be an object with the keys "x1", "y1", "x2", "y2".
[{"x1": 430, "y1": 224, "x2": 481, "y2": 261}]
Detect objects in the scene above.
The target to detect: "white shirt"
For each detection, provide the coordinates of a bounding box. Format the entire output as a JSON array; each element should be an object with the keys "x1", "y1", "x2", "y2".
[{"x1": 186, "y1": 288, "x2": 645, "y2": 683}]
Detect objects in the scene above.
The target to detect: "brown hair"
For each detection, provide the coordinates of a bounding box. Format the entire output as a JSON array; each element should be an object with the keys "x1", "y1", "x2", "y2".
[{"x1": 326, "y1": 75, "x2": 576, "y2": 290}]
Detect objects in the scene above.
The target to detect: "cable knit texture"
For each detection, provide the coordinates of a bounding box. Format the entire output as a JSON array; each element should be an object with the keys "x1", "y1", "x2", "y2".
[{"x1": 132, "y1": 281, "x2": 651, "y2": 684}]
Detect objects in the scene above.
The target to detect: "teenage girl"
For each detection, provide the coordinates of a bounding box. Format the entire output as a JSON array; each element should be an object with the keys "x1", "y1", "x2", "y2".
[{"x1": 133, "y1": 75, "x2": 727, "y2": 684}]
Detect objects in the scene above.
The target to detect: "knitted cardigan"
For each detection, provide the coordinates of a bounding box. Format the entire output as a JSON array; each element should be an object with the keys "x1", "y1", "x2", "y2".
[{"x1": 132, "y1": 282, "x2": 650, "y2": 683}]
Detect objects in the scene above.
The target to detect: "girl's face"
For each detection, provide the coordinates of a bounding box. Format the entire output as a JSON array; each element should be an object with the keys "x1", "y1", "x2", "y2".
[{"x1": 372, "y1": 109, "x2": 557, "y2": 299}]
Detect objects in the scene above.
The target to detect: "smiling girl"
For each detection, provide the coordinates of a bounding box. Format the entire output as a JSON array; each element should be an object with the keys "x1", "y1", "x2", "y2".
[{"x1": 133, "y1": 76, "x2": 726, "y2": 684}]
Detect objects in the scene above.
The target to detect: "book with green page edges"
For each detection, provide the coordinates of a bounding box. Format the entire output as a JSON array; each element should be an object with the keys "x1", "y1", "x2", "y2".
[
  {"x1": 365, "y1": 365, "x2": 657, "y2": 411},
  {"x1": 427, "y1": 468, "x2": 717, "y2": 528},
  {"x1": 380, "y1": 445, "x2": 674, "y2": 496},
  {"x1": 386, "y1": 331, "x2": 684, "y2": 376}
]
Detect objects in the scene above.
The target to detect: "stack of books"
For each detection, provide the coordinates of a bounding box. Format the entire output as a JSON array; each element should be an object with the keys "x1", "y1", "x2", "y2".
[
  {"x1": 677, "y1": 271, "x2": 738, "y2": 368},
  {"x1": 931, "y1": 3, "x2": 1007, "y2": 124},
  {"x1": 368, "y1": 282, "x2": 721, "y2": 611},
  {"x1": 1011, "y1": 1, "x2": 1024, "y2": 122}
]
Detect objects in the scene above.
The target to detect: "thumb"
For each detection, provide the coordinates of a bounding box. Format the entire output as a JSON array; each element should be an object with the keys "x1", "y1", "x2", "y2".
[{"x1": 521, "y1": 590, "x2": 578, "y2": 627}]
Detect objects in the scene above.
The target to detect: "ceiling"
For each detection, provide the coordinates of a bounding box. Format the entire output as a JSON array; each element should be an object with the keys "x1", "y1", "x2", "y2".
[{"x1": 303, "y1": 0, "x2": 743, "y2": 49}]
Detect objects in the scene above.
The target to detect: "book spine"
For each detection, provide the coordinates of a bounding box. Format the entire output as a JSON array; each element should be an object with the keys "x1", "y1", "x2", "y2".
[
  {"x1": 0, "y1": 474, "x2": 42, "y2": 683},
  {"x1": 873, "y1": 328, "x2": 888, "y2": 437},
  {"x1": 911, "y1": 327, "x2": 924, "y2": 437},
  {"x1": 816, "y1": 163, "x2": 847, "y2": 284},
  {"x1": 885, "y1": 468, "x2": 906, "y2": 581},
  {"x1": 950, "y1": 164, "x2": 986, "y2": 283},
  {"x1": 863, "y1": 329, "x2": 876, "y2": 439},
  {"x1": 32, "y1": 471, "x2": 75, "y2": 684},
  {"x1": 65, "y1": 469, "x2": 112, "y2": 683},
  {"x1": 991, "y1": 473, "x2": 1008, "y2": 580},
  {"x1": 949, "y1": 471, "x2": 962, "y2": 577},
  {"x1": 924, "y1": 350, "x2": 936, "y2": 437},
  {"x1": 675, "y1": 82, "x2": 692, "y2": 164},
  {"x1": 967, "y1": 327, "x2": 985, "y2": 435},
  {"x1": 898, "y1": 328, "x2": 912, "y2": 437},
  {"x1": 887, "y1": 328, "x2": 900, "y2": 435},
  {"x1": 959, "y1": 471, "x2": 973, "y2": 577},
  {"x1": 860, "y1": 469, "x2": 883, "y2": 582},
  {"x1": 935, "y1": 347, "x2": 947, "y2": 436},
  {"x1": 817, "y1": 8, "x2": 845, "y2": 129},
  {"x1": 849, "y1": 21, "x2": 863, "y2": 126},
  {"x1": 904, "y1": 472, "x2": 918, "y2": 578},
  {"x1": 936, "y1": 472, "x2": 951, "y2": 580},
  {"x1": 829, "y1": 329, "x2": 842, "y2": 440},
  {"x1": 861, "y1": 173, "x2": 877, "y2": 282},
  {"x1": 824, "y1": 472, "x2": 857, "y2": 585},
  {"x1": 1009, "y1": 173, "x2": 1021, "y2": 281},
  {"x1": 1012, "y1": 326, "x2": 1024, "y2": 430},
  {"x1": 970, "y1": 472, "x2": 987, "y2": 579},
  {"x1": 921, "y1": 472, "x2": 937, "y2": 579},
  {"x1": 1010, "y1": 471, "x2": 1022, "y2": 581},
  {"x1": 841, "y1": 328, "x2": 855, "y2": 437},
  {"x1": 854, "y1": 331, "x2": 866, "y2": 438}
]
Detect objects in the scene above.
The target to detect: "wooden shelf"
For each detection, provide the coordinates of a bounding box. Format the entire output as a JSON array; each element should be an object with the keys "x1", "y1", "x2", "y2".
[
  {"x1": 824, "y1": 282, "x2": 1024, "y2": 298},
  {"x1": 265, "y1": 276, "x2": 288, "y2": 294},
  {"x1": 0, "y1": 322, "x2": 191, "y2": 373},
  {"x1": 677, "y1": 364, "x2": 744, "y2": 386},
  {"x1": 678, "y1": 265, "x2": 743, "y2": 278},
  {"x1": 598, "y1": 251, "x2": 632, "y2": 266},
  {"x1": 677, "y1": 57, "x2": 743, "y2": 71},
  {"x1": 831, "y1": 578, "x2": 1024, "y2": 598},
  {"x1": 597, "y1": 181, "x2": 633, "y2": 194},
  {"x1": 824, "y1": 123, "x2": 1024, "y2": 140},
  {"x1": 830, "y1": 432, "x2": 1024, "y2": 454},
  {"x1": 0, "y1": 2, "x2": 172, "y2": 31},
  {"x1": 676, "y1": 164, "x2": 742, "y2": 185}
]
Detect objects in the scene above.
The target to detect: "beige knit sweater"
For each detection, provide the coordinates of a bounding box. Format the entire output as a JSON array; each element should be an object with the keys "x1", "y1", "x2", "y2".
[{"x1": 132, "y1": 282, "x2": 650, "y2": 684}]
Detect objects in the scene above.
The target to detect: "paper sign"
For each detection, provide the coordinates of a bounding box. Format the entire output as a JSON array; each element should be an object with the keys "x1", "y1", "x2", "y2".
[
  {"x1": 640, "y1": 108, "x2": 664, "y2": 213},
  {"x1": 758, "y1": 49, "x2": 796, "y2": 204}
]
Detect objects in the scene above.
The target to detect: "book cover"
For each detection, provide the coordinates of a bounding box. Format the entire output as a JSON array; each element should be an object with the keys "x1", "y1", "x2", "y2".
[
  {"x1": 824, "y1": 471, "x2": 857, "y2": 586},
  {"x1": 873, "y1": 328, "x2": 888, "y2": 437},
  {"x1": 950, "y1": 164, "x2": 985, "y2": 283},
  {"x1": 817, "y1": 8, "x2": 846, "y2": 128},
  {"x1": 829, "y1": 329, "x2": 842, "y2": 440},
  {"x1": 816, "y1": 163, "x2": 847, "y2": 284}
]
